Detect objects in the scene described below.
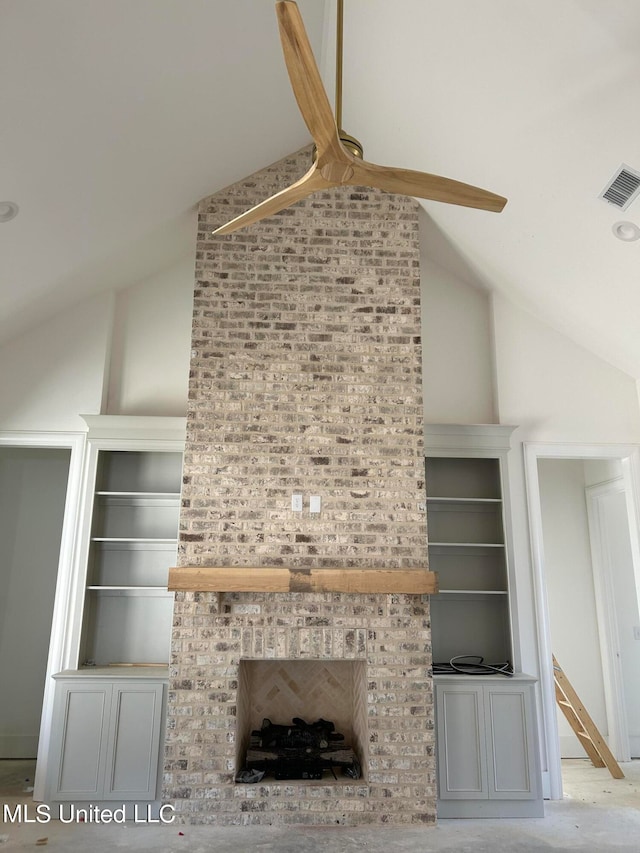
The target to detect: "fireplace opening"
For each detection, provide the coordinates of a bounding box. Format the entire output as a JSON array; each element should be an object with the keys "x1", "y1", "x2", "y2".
[{"x1": 235, "y1": 659, "x2": 368, "y2": 785}]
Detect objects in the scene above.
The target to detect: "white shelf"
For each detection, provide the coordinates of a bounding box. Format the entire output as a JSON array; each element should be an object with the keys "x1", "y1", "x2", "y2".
[
  {"x1": 95, "y1": 494, "x2": 180, "y2": 510},
  {"x1": 427, "y1": 496, "x2": 502, "y2": 504},
  {"x1": 92, "y1": 537, "x2": 178, "y2": 544},
  {"x1": 86, "y1": 587, "x2": 172, "y2": 600},
  {"x1": 96, "y1": 491, "x2": 181, "y2": 498},
  {"x1": 87, "y1": 586, "x2": 169, "y2": 592},
  {"x1": 439, "y1": 589, "x2": 508, "y2": 596},
  {"x1": 429, "y1": 542, "x2": 505, "y2": 548}
]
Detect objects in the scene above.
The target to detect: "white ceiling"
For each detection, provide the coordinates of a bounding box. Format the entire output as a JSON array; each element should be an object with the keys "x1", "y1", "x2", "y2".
[{"x1": 3, "y1": 0, "x2": 640, "y2": 379}]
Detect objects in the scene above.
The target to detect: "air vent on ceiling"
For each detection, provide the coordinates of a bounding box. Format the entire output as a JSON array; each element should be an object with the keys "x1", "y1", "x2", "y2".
[{"x1": 599, "y1": 164, "x2": 640, "y2": 210}]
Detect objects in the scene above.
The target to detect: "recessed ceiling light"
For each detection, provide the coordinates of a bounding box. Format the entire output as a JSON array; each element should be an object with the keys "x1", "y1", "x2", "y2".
[
  {"x1": 612, "y1": 221, "x2": 640, "y2": 242},
  {"x1": 0, "y1": 201, "x2": 19, "y2": 223}
]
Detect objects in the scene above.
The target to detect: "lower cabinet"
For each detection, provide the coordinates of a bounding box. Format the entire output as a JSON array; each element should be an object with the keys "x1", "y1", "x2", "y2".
[
  {"x1": 47, "y1": 671, "x2": 166, "y2": 803},
  {"x1": 435, "y1": 675, "x2": 544, "y2": 817}
]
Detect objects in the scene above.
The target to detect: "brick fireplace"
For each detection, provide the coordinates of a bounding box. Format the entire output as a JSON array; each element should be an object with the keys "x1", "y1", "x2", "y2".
[{"x1": 164, "y1": 146, "x2": 435, "y2": 825}]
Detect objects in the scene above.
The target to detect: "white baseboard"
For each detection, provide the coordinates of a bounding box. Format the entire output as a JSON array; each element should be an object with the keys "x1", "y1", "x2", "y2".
[
  {"x1": 0, "y1": 735, "x2": 38, "y2": 759},
  {"x1": 559, "y1": 734, "x2": 640, "y2": 761},
  {"x1": 558, "y1": 735, "x2": 589, "y2": 759}
]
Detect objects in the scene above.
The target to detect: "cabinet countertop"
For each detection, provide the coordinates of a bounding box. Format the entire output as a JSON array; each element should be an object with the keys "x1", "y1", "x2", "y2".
[
  {"x1": 53, "y1": 666, "x2": 170, "y2": 680},
  {"x1": 433, "y1": 672, "x2": 538, "y2": 683}
]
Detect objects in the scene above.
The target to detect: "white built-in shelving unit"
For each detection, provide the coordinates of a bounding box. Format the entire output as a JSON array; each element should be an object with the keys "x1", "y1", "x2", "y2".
[
  {"x1": 425, "y1": 425, "x2": 543, "y2": 818},
  {"x1": 45, "y1": 416, "x2": 185, "y2": 809}
]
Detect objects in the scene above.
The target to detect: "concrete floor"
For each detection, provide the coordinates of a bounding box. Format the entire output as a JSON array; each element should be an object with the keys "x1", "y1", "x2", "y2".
[{"x1": 1, "y1": 759, "x2": 639, "y2": 851}]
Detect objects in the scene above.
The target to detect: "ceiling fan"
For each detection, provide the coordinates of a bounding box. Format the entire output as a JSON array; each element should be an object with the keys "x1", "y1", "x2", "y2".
[{"x1": 213, "y1": 0, "x2": 507, "y2": 236}]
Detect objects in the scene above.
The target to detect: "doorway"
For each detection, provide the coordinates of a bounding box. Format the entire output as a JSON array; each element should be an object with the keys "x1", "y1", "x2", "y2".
[
  {"x1": 525, "y1": 443, "x2": 640, "y2": 799},
  {"x1": 0, "y1": 447, "x2": 70, "y2": 758},
  {"x1": 0, "y1": 432, "x2": 85, "y2": 800}
]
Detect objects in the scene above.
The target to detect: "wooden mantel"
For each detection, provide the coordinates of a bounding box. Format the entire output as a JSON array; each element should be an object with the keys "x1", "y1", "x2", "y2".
[{"x1": 168, "y1": 566, "x2": 438, "y2": 595}]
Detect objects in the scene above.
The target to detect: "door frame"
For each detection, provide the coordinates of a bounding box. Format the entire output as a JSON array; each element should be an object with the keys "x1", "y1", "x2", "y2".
[
  {"x1": 0, "y1": 431, "x2": 86, "y2": 800},
  {"x1": 523, "y1": 441, "x2": 640, "y2": 799}
]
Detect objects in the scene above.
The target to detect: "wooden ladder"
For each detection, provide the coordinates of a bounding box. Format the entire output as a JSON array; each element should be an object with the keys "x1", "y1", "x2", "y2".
[{"x1": 553, "y1": 655, "x2": 624, "y2": 779}]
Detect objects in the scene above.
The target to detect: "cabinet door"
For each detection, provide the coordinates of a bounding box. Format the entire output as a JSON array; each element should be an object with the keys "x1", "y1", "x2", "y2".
[
  {"x1": 103, "y1": 682, "x2": 165, "y2": 800},
  {"x1": 49, "y1": 682, "x2": 110, "y2": 799},
  {"x1": 485, "y1": 685, "x2": 538, "y2": 800},
  {"x1": 436, "y1": 684, "x2": 488, "y2": 799}
]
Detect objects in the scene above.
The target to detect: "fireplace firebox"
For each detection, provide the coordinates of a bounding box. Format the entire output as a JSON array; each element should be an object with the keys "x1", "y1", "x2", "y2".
[{"x1": 235, "y1": 659, "x2": 368, "y2": 784}]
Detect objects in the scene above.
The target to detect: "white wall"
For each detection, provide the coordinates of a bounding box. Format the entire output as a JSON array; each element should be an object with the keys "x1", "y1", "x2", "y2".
[
  {"x1": 0, "y1": 447, "x2": 70, "y2": 757},
  {"x1": 584, "y1": 458, "x2": 622, "y2": 486},
  {"x1": 537, "y1": 458, "x2": 608, "y2": 757},
  {"x1": 420, "y1": 215, "x2": 497, "y2": 425},
  {"x1": 106, "y1": 256, "x2": 193, "y2": 416},
  {"x1": 0, "y1": 254, "x2": 194, "y2": 431},
  {"x1": 0, "y1": 293, "x2": 112, "y2": 432},
  {"x1": 493, "y1": 294, "x2": 640, "y2": 445},
  {"x1": 420, "y1": 257, "x2": 496, "y2": 424}
]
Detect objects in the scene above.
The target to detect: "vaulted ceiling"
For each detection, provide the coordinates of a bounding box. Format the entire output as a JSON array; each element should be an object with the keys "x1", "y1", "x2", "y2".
[{"x1": 3, "y1": 1, "x2": 640, "y2": 378}]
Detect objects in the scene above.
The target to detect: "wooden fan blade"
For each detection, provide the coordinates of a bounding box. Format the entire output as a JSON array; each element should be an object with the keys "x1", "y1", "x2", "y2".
[
  {"x1": 212, "y1": 163, "x2": 330, "y2": 236},
  {"x1": 349, "y1": 159, "x2": 507, "y2": 212},
  {"x1": 276, "y1": 1, "x2": 343, "y2": 159}
]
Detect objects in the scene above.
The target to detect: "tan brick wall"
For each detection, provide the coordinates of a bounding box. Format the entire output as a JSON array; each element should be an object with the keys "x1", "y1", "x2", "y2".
[
  {"x1": 165, "y1": 147, "x2": 434, "y2": 825},
  {"x1": 180, "y1": 146, "x2": 426, "y2": 570}
]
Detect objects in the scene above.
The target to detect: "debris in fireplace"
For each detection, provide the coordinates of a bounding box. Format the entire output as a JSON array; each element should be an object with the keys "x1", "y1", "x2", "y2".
[
  {"x1": 236, "y1": 717, "x2": 361, "y2": 782},
  {"x1": 235, "y1": 768, "x2": 266, "y2": 784}
]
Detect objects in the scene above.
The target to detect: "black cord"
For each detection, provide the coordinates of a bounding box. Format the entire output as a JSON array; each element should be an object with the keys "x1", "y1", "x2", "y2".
[{"x1": 432, "y1": 655, "x2": 514, "y2": 677}]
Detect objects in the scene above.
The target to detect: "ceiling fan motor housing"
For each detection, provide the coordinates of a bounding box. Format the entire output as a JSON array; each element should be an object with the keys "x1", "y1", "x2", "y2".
[
  {"x1": 337, "y1": 132, "x2": 363, "y2": 159},
  {"x1": 312, "y1": 131, "x2": 364, "y2": 163}
]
